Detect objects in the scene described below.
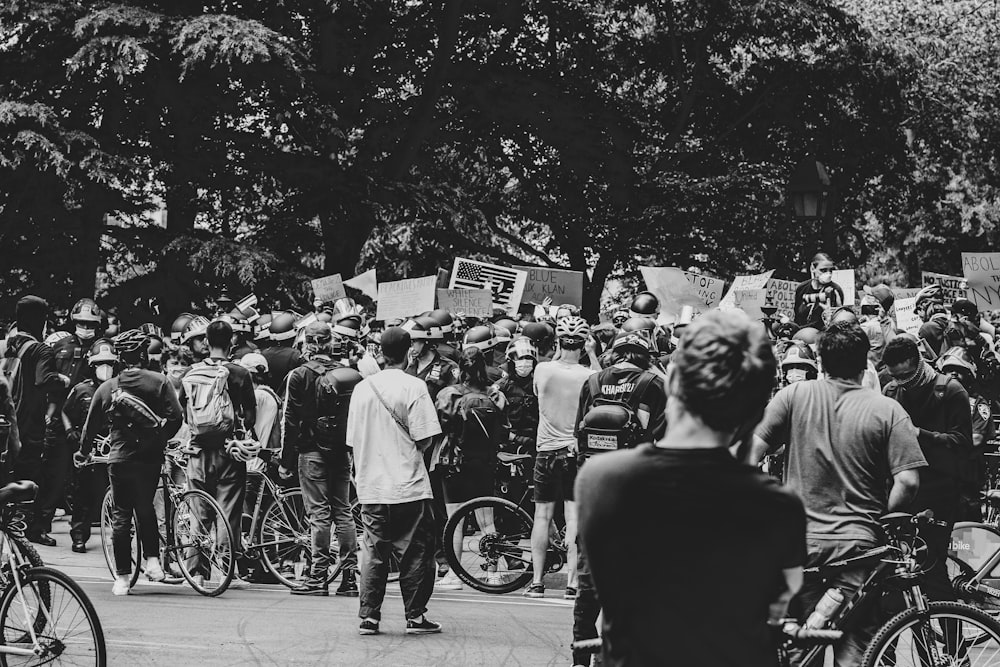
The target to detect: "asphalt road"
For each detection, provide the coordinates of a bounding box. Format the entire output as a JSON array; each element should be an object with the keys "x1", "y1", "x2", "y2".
[{"x1": 34, "y1": 520, "x2": 577, "y2": 666}]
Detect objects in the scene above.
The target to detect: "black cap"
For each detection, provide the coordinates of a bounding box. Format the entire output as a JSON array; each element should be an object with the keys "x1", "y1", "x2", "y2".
[{"x1": 380, "y1": 326, "x2": 411, "y2": 359}]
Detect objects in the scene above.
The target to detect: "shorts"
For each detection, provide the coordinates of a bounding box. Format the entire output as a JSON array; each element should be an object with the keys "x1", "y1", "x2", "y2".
[
  {"x1": 533, "y1": 448, "x2": 577, "y2": 503},
  {"x1": 442, "y1": 460, "x2": 495, "y2": 504}
]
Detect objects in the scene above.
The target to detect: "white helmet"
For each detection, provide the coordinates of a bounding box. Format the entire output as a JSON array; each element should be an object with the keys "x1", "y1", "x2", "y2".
[{"x1": 225, "y1": 435, "x2": 263, "y2": 462}]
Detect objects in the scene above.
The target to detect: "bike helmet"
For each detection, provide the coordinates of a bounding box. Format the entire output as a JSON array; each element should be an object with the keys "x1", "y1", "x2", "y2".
[
  {"x1": 181, "y1": 315, "x2": 210, "y2": 344},
  {"x1": 333, "y1": 314, "x2": 364, "y2": 341},
  {"x1": 87, "y1": 338, "x2": 118, "y2": 365},
  {"x1": 915, "y1": 284, "x2": 944, "y2": 310},
  {"x1": 505, "y1": 337, "x2": 539, "y2": 361},
  {"x1": 427, "y1": 309, "x2": 455, "y2": 334},
  {"x1": 170, "y1": 313, "x2": 195, "y2": 344},
  {"x1": 463, "y1": 325, "x2": 498, "y2": 351},
  {"x1": 555, "y1": 316, "x2": 590, "y2": 341},
  {"x1": 225, "y1": 435, "x2": 263, "y2": 463},
  {"x1": 939, "y1": 346, "x2": 977, "y2": 378},
  {"x1": 113, "y1": 329, "x2": 148, "y2": 355},
  {"x1": 629, "y1": 292, "x2": 659, "y2": 318},
  {"x1": 268, "y1": 311, "x2": 298, "y2": 342},
  {"x1": 70, "y1": 298, "x2": 102, "y2": 324}
]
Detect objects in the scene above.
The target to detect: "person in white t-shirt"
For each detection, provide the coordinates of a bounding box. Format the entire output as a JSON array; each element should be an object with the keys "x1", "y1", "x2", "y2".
[
  {"x1": 346, "y1": 326, "x2": 443, "y2": 637},
  {"x1": 525, "y1": 316, "x2": 597, "y2": 600}
]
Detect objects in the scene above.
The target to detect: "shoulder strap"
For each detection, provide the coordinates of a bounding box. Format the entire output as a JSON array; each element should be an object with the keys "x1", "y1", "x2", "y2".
[
  {"x1": 588, "y1": 374, "x2": 601, "y2": 401},
  {"x1": 631, "y1": 372, "x2": 657, "y2": 409},
  {"x1": 369, "y1": 379, "x2": 410, "y2": 438},
  {"x1": 934, "y1": 374, "x2": 951, "y2": 400}
]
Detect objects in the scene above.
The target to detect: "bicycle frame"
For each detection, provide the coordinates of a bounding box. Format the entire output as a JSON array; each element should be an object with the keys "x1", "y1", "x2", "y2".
[
  {"x1": 242, "y1": 464, "x2": 301, "y2": 554},
  {"x1": 0, "y1": 530, "x2": 54, "y2": 658},
  {"x1": 950, "y1": 520, "x2": 1000, "y2": 598}
]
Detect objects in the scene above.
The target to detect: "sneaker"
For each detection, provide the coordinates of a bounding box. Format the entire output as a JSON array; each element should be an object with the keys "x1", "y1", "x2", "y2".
[
  {"x1": 291, "y1": 579, "x2": 329, "y2": 596},
  {"x1": 145, "y1": 562, "x2": 166, "y2": 583},
  {"x1": 229, "y1": 577, "x2": 251, "y2": 590},
  {"x1": 112, "y1": 578, "x2": 130, "y2": 596},
  {"x1": 437, "y1": 564, "x2": 449, "y2": 578},
  {"x1": 523, "y1": 583, "x2": 545, "y2": 598},
  {"x1": 564, "y1": 587, "x2": 578, "y2": 600},
  {"x1": 405, "y1": 615, "x2": 442, "y2": 635},
  {"x1": 190, "y1": 574, "x2": 205, "y2": 590},
  {"x1": 435, "y1": 573, "x2": 463, "y2": 591},
  {"x1": 359, "y1": 619, "x2": 380, "y2": 636},
  {"x1": 71, "y1": 541, "x2": 87, "y2": 554},
  {"x1": 486, "y1": 571, "x2": 504, "y2": 587},
  {"x1": 336, "y1": 570, "x2": 359, "y2": 597}
]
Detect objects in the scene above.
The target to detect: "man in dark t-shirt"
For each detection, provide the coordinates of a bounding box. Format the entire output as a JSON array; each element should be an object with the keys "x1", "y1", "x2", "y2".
[{"x1": 578, "y1": 310, "x2": 805, "y2": 667}]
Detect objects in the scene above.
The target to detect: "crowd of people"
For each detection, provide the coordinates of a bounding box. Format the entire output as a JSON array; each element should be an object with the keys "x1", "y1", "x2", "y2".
[{"x1": 0, "y1": 250, "x2": 997, "y2": 663}]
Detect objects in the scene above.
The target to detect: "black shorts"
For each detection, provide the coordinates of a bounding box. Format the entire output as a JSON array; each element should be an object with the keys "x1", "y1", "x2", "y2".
[
  {"x1": 442, "y1": 460, "x2": 495, "y2": 504},
  {"x1": 533, "y1": 448, "x2": 577, "y2": 503}
]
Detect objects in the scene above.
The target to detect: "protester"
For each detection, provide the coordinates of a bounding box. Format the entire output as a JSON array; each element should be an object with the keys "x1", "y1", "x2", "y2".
[{"x1": 793, "y1": 253, "x2": 844, "y2": 330}]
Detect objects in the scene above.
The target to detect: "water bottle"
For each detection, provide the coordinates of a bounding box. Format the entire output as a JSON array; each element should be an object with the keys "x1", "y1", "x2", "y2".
[{"x1": 804, "y1": 587, "x2": 845, "y2": 629}]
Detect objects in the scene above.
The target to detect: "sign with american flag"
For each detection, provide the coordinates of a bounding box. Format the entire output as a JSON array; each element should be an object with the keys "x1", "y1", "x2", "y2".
[{"x1": 449, "y1": 258, "x2": 528, "y2": 315}]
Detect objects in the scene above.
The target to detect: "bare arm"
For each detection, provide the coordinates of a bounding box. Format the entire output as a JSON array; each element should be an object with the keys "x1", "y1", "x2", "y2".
[
  {"x1": 888, "y1": 468, "x2": 920, "y2": 512},
  {"x1": 769, "y1": 566, "x2": 803, "y2": 623},
  {"x1": 416, "y1": 437, "x2": 434, "y2": 452},
  {"x1": 747, "y1": 435, "x2": 772, "y2": 466}
]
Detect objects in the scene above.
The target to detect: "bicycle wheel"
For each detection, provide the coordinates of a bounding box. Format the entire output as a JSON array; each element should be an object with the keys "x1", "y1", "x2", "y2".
[
  {"x1": 0, "y1": 565, "x2": 106, "y2": 666},
  {"x1": 98, "y1": 490, "x2": 140, "y2": 587},
  {"x1": 172, "y1": 489, "x2": 235, "y2": 597},
  {"x1": 943, "y1": 555, "x2": 1000, "y2": 646},
  {"x1": 443, "y1": 496, "x2": 533, "y2": 594},
  {"x1": 862, "y1": 600, "x2": 1000, "y2": 666},
  {"x1": 259, "y1": 489, "x2": 310, "y2": 588}
]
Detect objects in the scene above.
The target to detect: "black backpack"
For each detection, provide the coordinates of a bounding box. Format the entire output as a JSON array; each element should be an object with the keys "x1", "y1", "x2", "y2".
[
  {"x1": 307, "y1": 361, "x2": 362, "y2": 453},
  {"x1": 578, "y1": 373, "x2": 656, "y2": 457}
]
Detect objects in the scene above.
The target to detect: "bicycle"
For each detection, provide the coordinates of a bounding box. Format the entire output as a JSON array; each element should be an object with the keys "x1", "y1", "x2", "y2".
[
  {"x1": 442, "y1": 451, "x2": 568, "y2": 594},
  {"x1": 0, "y1": 480, "x2": 106, "y2": 665},
  {"x1": 97, "y1": 441, "x2": 237, "y2": 596},
  {"x1": 944, "y1": 489, "x2": 1000, "y2": 644}
]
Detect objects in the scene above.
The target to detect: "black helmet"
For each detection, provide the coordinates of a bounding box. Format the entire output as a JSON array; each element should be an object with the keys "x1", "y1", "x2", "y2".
[
  {"x1": 268, "y1": 311, "x2": 298, "y2": 342},
  {"x1": 170, "y1": 313, "x2": 195, "y2": 344},
  {"x1": 521, "y1": 322, "x2": 550, "y2": 344},
  {"x1": 629, "y1": 292, "x2": 659, "y2": 318},
  {"x1": 427, "y1": 309, "x2": 455, "y2": 334}
]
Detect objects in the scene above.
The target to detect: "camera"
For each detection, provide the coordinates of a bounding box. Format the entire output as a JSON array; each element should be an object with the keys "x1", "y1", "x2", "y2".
[{"x1": 860, "y1": 304, "x2": 879, "y2": 316}]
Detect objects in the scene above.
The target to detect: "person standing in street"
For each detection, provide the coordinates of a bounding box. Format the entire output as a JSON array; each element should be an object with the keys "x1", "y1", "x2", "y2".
[
  {"x1": 278, "y1": 323, "x2": 360, "y2": 597},
  {"x1": 346, "y1": 326, "x2": 443, "y2": 637}
]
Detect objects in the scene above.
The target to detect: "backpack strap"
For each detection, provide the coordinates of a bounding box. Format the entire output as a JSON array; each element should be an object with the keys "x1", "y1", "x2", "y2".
[
  {"x1": 934, "y1": 373, "x2": 951, "y2": 401},
  {"x1": 630, "y1": 372, "x2": 657, "y2": 410},
  {"x1": 587, "y1": 374, "x2": 601, "y2": 402}
]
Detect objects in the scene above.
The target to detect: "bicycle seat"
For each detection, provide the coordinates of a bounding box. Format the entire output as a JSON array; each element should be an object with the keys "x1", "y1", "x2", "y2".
[
  {"x1": 0, "y1": 481, "x2": 37, "y2": 506},
  {"x1": 497, "y1": 452, "x2": 533, "y2": 463}
]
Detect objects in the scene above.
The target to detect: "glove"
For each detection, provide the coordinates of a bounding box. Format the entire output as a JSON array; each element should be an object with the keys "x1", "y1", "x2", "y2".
[
  {"x1": 277, "y1": 465, "x2": 294, "y2": 481},
  {"x1": 73, "y1": 451, "x2": 92, "y2": 468}
]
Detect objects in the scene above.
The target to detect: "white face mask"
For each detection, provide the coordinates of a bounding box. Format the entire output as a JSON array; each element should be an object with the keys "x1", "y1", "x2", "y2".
[
  {"x1": 817, "y1": 272, "x2": 833, "y2": 285},
  {"x1": 95, "y1": 364, "x2": 114, "y2": 382},
  {"x1": 76, "y1": 325, "x2": 96, "y2": 340},
  {"x1": 513, "y1": 359, "x2": 534, "y2": 377},
  {"x1": 785, "y1": 368, "x2": 808, "y2": 384}
]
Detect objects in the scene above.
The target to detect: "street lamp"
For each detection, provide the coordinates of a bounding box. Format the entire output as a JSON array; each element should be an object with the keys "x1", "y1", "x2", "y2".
[{"x1": 786, "y1": 157, "x2": 838, "y2": 263}]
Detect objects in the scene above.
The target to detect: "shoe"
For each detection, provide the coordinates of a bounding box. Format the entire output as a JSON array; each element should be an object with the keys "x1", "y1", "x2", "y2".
[
  {"x1": 112, "y1": 578, "x2": 130, "y2": 596},
  {"x1": 435, "y1": 573, "x2": 463, "y2": 591},
  {"x1": 229, "y1": 577, "x2": 251, "y2": 590},
  {"x1": 359, "y1": 619, "x2": 380, "y2": 636},
  {"x1": 54, "y1": 508, "x2": 66, "y2": 520},
  {"x1": 190, "y1": 574, "x2": 205, "y2": 590},
  {"x1": 437, "y1": 564, "x2": 449, "y2": 578},
  {"x1": 27, "y1": 533, "x2": 56, "y2": 547},
  {"x1": 486, "y1": 572, "x2": 504, "y2": 587},
  {"x1": 71, "y1": 541, "x2": 87, "y2": 554},
  {"x1": 290, "y1": 580, "x2": 329, "y2": 596},
  {"x1": 406, "y1": 615, "x2": 442, "y2": 635},
  {"x1": 145, "y1": 562, "x2": 165, "y2": 583},
  {"x1": 336, "y1": 570, "x2": 359, "y2": 597},
  {"x1": 523, "y1": 583, "x2": 545, "y2": 598},
  {"x1": 564, "y1": 587, "x2": 578, "y2": 600}
]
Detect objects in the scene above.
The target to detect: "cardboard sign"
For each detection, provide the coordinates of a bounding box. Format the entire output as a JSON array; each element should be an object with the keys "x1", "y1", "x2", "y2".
[
  {"x1": 728, "y1": 288, "x2": 767, "y2": 320},
  {"x1": 921, "y1": 271, "x2": 966, "y2": 306},
  {"x1": 639, "y1": 266, "x2": 712, "y2": 316},
  {"x1": 894, "y1": 297, "x2": 921, "y2": 335},
  {"x1": 515, "y1": 266, "x2": 585, "y2": 308},
  {"x1": 682, "y1": 272, "x2": 725, "y2": 310},
  {"x1": 311, "y1": 274, "x2": 346, "y2": 303},
  {"x1": 765, "y1": 278, "x2": 798, "y2": 319},
  {"x1": 376, "y1": 275, "x2": 437, "y2": 322},
  {"x1": 963, "y1": 253, "x2": 1000, "y2": 311},
  {"x1": 832, "y1": 269, "x2": 855, "y2": 306},
  {"x1": 892, "y1": 287, "x2": 922, "y2": 301},
  {"x1": 436, "y1": 289, "x2": 493, "y2": 318},
  {"x1": 450, "y1": 258, "x2": 528, "y2": 315},
  {"x1": 344, "y1": 269, "x2": 378, "y2": 300},
  {"x1": 719, "y1": 271, "x2": 774, "y2": 309}
]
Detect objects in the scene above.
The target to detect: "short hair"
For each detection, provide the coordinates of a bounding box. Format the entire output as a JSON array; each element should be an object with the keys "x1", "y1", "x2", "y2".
[
  {"x1": 672, "y1": 310, "x2": 775, "y2": 432},
  {"x1": 810, "y1": 252, "x2": 833, "y2": 269},
  {"x1": 164, "y1": 345, "x2": 195, "y2": 366},
  {"x1": 883, "y1": 337, "x2": 921, "y2": 367},
  {"x1": 608, "y1": 348, "x2": 651, "y2": 370},
  {"x1": 818, "y1": 322, "x2": 868, "y2": 379},
  {"x1": 206, "y1": 320, "x2": 233, "y2": 349}
]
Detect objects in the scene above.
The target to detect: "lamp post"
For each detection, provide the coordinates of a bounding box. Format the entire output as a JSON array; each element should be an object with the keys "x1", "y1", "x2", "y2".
[{"x1": 787, "y1": 157, "x2": 837, "y2": 257}]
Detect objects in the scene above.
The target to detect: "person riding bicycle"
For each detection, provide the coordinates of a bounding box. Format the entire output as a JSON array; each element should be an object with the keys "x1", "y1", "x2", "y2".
[
  {"x1": 77, "y1": 329, "x2": 184, "y2": 596},
  {"x1": 278, "y1": 323, "x2": 360, "y2": 597},
  {"x1": 752, "y1": 322, "x2": 926, "y2": 665},
  {"x1": 578, "y1": 310, "x2": 806, "y2": 667}
]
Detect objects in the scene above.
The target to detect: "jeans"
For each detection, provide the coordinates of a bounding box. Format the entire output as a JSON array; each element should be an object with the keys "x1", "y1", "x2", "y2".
[
  {"x1": 109, "y1": 462, "x2": 161, "y2": 576},
  {"x1": 187, "y1": 449, "x2": 245, "y2": 577},
  {"x1": 70, "y1": 462, "x2": 109, "y2": 544},
  {"x1": 790, "y1": 538, "x2": 879, "y2": 667},
  {"x1": 358, "y1": 500, "x2": 435, "y2": 621},
  {"x1": 298, "y1": 449, "x2": 357, "y2": 579},
  {"x1": 572, "y1": 538, "x2": 599, "y2": 667}
]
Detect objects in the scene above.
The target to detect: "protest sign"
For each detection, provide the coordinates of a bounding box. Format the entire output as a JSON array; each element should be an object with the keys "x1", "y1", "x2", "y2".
[
  {"x1": 894, "y1": 297, "x2": 921, "y2": 335},
  {"x1": 682, "y1": 272, "x2": 725, "y2": 310},
  {"x1": 436, "y1": 289, "x2": 493, "y2": 318},
  {"x1": 921, "y1": 271, "x2": 966, "y2": 306},
  {"x1": 515, "y1": 266, "x2": 585, "y2": 307},
  {"x1": 311, "y1": 274, "x2": 346, "y2": 303},
  {"x1": 719, "y1": 271, "x2": 774, "y2": 309},
  {"x1": 727, "y1": 288, "x2": 767, "y2": 320},
  {"x1": 344, "y1": 269, "x2": 377, "y2": 300},
  {"x1": 639, "y1": 266, "x2": 711, "y2": 316},
  {"x1": 765, "y1": 278, "x2": 798, "y2": 318},
  {"x1": 450, "y1": 258, "x2": 528, "y2": 315},
  {"x1": 892, "y1": 287, "x2": 922, "y2": 301},
  {"x1": 376, "y1": 275, "x2": 437, "y2": 322},
  {"x1": 832, "y1": 269, "x2": 855, "y2": 306},
  {"x1": 963, "y1": 252, "x2": 1000, "y2": 311}
]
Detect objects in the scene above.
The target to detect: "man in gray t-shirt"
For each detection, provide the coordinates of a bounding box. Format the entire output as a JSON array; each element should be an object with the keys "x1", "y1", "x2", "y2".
[{"x1": 752, "y1": 322, "x2": 926, "y2": 667}]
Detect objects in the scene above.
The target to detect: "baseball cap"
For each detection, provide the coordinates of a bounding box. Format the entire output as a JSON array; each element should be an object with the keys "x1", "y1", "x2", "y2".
[
  {"x1": 238, "y1": 353, "x2": 269, "y2": 375},
  {"x1": 380, "y1": 326, "x2": 411, "y2": 359}
]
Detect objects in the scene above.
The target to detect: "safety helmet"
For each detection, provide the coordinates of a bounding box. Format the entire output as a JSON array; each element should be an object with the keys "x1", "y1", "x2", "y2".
[
  {"x1": 418, "y1": 315, "x2": 445, "y2": 340},
  {"x1": 147, "y1": 336, "x2": 164, "y2": 359},
  {"x1": 521, "y1": 322, "x2": 551, "y2": 345},
  {"x1": 611, "y1": 331, "x2": 652, "y2": 354},
  {"x1": 939, "y1": 346, "x2": 977, "y2": 378},
  {"x1": 226, "y1": 309, "x2": 252, "y2": 334},
  {"x1": 268, "y1": 311, "x2": 298, "y2": 342},
  {"x1": 780, "y1": 342, "x2": 818, "y2": 370},
  {"x1": 493, "y1": 323, "x2": 513, "y2": 347},
  {"x1": 611, "y1": 311, "x2": 629, "y2": 328},
  {"x1": 426, "y1": 309, "x2": 454, "y2": 334},
  {"x1": 104, "y1": 323, "x2": 120, "y2": 338},
  {"x1": 44, "y1": 331, "x2": 72, "y2": 345},
  {"x1": 238, "y1": 352, "x2": 269, "y2": 376},
  {"x1": 181, "y1": 315, "x2": 210, "y2": 344},
  {"x1": 333, "y1": 314, "x2": 364, "y2": 341},
  {"x1": 71, "y1": 298, "x2": 102, "y2": 324},
  {"x1": 170, "y1": 313, "x2": 195, "y2": 344},
  {"x1": 792, "y1": 326, "x2": 820, "y2": 346},
  {"x1": 333, "y1": 297, "x2": 362, "y2": 318},
  {"x1": 464, "y1": 325, "x2": 498, "y2": 351},
  {"x1": 506, "y1": 337, "x2": 539, "y2": 361},
  {"x1": 225, "y1": 435, "x2": 263, "y2": 463},
  {"x1": 555, "y1": 316, "x2": 590, "y2": 341},
  {"x1": 402, "y1": 317, "x2": 432, "y2": 340},
  {"x1": 829, "y1": 307, "x2": 858, "y2": 326},
  {"x1": 629, "y1": 292, "x2": 659, "y2": 318},
  {"x1": 113, "y1": 329, "x2": 148, "y2": 355},
  {"x1": 255, "y1": 313, "x2": 272, "y2": 342},
  {"x1": 494, "y1": 318, "x2": 518, "y2": 337},
  {"x1": 316, "y1": 311, "x2": 334, "y2": 324},
  {"x1": 87, "y1": 338, "x2": 118, "y2": 365},
  {"x1": 773, "y1": 321, "x2": 800, "y2": 341},
  {"x1": 138, "y1": 322, "x2": 163, "y2": 338}
]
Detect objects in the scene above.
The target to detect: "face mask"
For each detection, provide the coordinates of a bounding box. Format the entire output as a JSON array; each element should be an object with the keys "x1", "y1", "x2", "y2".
[
  {"x1": 817, "y1": 272, "x2": 833, "y2": 285},
  {"x1": 95, "y1": 364, "x2": 114, "y2": 382},
  {"x1": 785, "y1": 368, "x2": 808, "y2": 384},
  {"x1": 166, "y1": 365, "x2": 188, "y2": 380},
  {"x1": 514, "y1": 359, "x2": 534, "y2": 377},
  {"x1": 76, "y1": 326, "x2": 96, "y2": 340}
]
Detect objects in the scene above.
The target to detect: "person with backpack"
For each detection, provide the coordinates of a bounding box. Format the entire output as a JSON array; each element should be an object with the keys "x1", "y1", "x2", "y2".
[
  {"x1": 570, "y1": 330, "x2": 667, "y2": 666},
  {"x1": 490, "y1": 338, "x2": 541, "y2": 505},
  {"x1": 178, "y1": 319, "x2": 257, "y2": 589},
  {"x1": 433, "y1": 348, "x2": 508, "y2": 591},
  {"x1": 76, "y1": 330, "x2": 184, "y2": 595},
  {"x1": 277, "y1": 323, "x2": 361, "y2": 597},
  {"x1": 2, "y1": 296, "x2": 64, "y2": 546},
  {"x1": 883, "y1": 335, "x2": 972, "y2": 608}
]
